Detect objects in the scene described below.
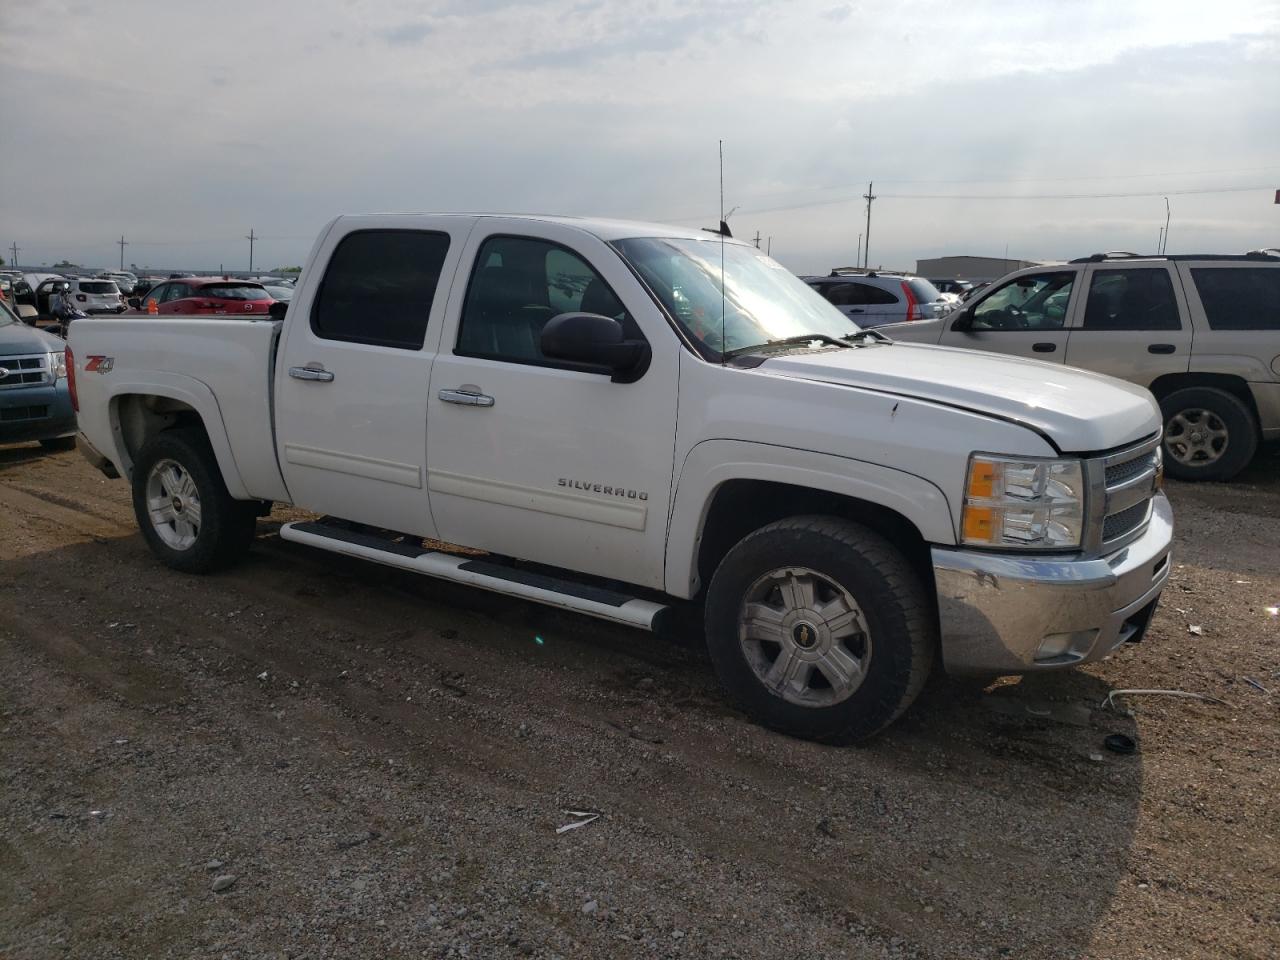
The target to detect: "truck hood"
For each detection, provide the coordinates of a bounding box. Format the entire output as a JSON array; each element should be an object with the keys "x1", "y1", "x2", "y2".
[
  {"x1": 759, "y1": 342, "x2": 1160, "y2": 452},
  {"x1": 0, "y1": 322, "x2": 63, "y2": 356}
]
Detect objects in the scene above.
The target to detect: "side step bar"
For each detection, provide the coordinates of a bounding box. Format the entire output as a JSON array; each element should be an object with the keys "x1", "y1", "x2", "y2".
[{"x1": 278, "y1": 521, "x2": 672, "y2": 631}]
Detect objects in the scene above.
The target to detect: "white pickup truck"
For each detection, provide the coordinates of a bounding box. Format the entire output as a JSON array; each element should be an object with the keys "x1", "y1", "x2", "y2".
[{"x1": 69, "y1": 214, "x2": 1173, "y2": 742}]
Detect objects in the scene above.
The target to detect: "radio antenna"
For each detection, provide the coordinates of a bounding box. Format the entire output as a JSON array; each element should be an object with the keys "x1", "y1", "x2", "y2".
[{"x1": 719, "y1": 139, "x2": 726, "y2": 364}]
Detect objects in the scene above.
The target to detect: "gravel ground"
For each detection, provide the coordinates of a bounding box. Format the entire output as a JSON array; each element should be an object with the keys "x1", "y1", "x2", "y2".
[{"x1": 1, "y1": 443, "x2": 1277, "y2": 960}]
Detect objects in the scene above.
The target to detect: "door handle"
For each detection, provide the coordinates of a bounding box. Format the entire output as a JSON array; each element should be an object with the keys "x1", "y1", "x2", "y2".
[
  {"x1": 1148, "y1": 343, "x2": 1176, "y2": 354},
  {"x1": 439, "y1": 388, "x2": 495, "y2": 407},
  {"x1": 1032, "y1": 342, "x2": 1057, "y2": 353},
  {"x1": 848, "y1": 308, "x2": 864, "y2": 314},
  {"x1": 288, "y1": 365, "x2": 334, "y2": 382}
]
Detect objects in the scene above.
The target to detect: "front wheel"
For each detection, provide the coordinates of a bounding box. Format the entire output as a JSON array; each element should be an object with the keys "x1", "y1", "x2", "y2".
[
  {"x1": 1159, "y1": 386, "x2": 1257, "y2": 482},
  {"x1": 131, "y1": 427, "x2": 257, "y2": 573},
  {"x1": 704, "y1": 516, "x2": 935, "y2": 743}
]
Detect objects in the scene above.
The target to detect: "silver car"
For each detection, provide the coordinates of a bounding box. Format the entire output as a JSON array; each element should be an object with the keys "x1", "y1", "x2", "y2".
[{"x1": 802, "y1": 271, "x2": 951, "y2": 327}]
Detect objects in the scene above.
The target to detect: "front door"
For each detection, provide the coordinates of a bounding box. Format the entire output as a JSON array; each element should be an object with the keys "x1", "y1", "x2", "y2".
[
  {"x1": 425, "y1": 221, "x2": 679, "y2": 590},
  {"x1": 1063, "y1": 264, "x2": 1191, "y2": 387},
  {"x1": 274, "y1": 218, "x2": 473, "y2": 536},
  {"x1": 939, "y1": 269, "x2": 1077, "y2": 361}
]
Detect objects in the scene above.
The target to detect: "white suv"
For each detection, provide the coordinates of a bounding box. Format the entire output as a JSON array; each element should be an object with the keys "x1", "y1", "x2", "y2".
[
  {"x1": 70, "y1": 278, "x2": 126, "y2": 314},
  {"x1": 802, "y1": 271, "x2": 951, "y2": 328},
  {"x1": 882, "y1": 251, "x2": 1280, "y2": 481}
]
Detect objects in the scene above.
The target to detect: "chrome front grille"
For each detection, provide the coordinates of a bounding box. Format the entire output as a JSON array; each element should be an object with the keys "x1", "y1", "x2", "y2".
[
  {"x1": 1085, "y1": 435, "x2": 1162, "y2": 554},
  {"x1": 0, "y1": 354, "x2": 51, "y2": 389}
]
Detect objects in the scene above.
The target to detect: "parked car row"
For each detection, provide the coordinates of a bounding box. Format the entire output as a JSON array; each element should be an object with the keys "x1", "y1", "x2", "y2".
[{"x1": 800, "y1": 270, "x2": 952, "y2": 327}]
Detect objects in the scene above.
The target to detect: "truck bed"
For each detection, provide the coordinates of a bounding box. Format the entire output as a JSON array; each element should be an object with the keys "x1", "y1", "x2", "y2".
[{"x1": 69, "y1": 316, "x2": 289, "y2": 503}]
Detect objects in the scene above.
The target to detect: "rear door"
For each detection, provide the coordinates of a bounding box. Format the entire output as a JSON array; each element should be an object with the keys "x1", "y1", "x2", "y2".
[
  {"x1": 1177, "y1": 261, "x2": 1280, "y2": 385},
  {"x1": 938, "y1": 268, "x2": 1076, "y2": 361},
  {"x1": 1064, "y1": 264, "x2": 1190, "y2": 387},
  {"x1": 274, "y1": 217, "x2": 474, "y2": 535}
]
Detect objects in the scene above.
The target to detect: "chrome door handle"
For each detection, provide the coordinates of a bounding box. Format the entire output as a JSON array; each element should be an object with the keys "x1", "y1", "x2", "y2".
[
  {"x1": 288, "y1": 365, "x2": 334, "y2": 382},
  {"x1": 438, "y1": 388, "x2": 494, "y2": 407}
]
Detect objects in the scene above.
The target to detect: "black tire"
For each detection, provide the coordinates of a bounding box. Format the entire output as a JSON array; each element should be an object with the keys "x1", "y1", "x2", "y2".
[
  {"x1": 704, "y1": 516, "x2": 935, "y2": 743},
  {"x1": 38, "y1": 435, "x2": 76, "y2": 451},
  {"x1": 131, "y1": 427, "x2": 257, "y2": 573},
  {"x1": 1159, "y1": 386, "x2": 1257, "y2": 482}
]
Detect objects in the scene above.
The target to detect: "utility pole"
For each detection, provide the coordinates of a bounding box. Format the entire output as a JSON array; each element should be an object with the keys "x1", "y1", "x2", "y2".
[
  {"x1": 1162, "y1": 197, "x2": 1171, "y2": 254},
  {"x1": 856, "y1": 232, "x2": 862, "y2": 270},
  {"x1": 766, "y1": 236, "x2": 772, "y2": 256},
  {"x1": 117, "y1": 235, "x2": 128, "y2": 270},
  {"x1": 752, "y1": 230, "x2": 761, "y2": 249},
  {"x1": 1157, "y1": 227, "x2": 1164, "y2": 255},
  {"x1": 861, "y1": 182, "x2": 875, "y2": 268},
  {"x1": 8, "y1": 241, "x2": 19, "y2": 267},
  {"x1": 245, "y1": 228, "x2": 257, "y2": 273}
]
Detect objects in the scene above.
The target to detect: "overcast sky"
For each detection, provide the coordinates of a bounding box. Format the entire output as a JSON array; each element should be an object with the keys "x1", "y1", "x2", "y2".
[{"x1": 1, "y1": 0, "x2": 1277, "y2": 274}]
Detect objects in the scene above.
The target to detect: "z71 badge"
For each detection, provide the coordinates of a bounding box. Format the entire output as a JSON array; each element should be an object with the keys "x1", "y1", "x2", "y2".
[{"x1": 85, "y1": 356, "x2": 114, "y2": 373}]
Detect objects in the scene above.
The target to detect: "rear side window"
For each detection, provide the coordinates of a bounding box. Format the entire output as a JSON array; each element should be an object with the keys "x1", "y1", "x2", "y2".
[
  {"x1": 312, "y1": 229, "x2": 451, "y2": 349},
  {"x1": 824, "y1": 283, "x2": 867, "y2": 306},
  {"x1": 1083, "y1": 268, "x2": 1180, "y2": 331},
  {"x1": 1191, "y1": 267, "x2": 1280, "y2": 330},
  {"x1": 199, "y1": 283, "x2": 269, "y2": 300},
  {"x1": 906, "y1": 278, "x2": 942, "y2": 303}
]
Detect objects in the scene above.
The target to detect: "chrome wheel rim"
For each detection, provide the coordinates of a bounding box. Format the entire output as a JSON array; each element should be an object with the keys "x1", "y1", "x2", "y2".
[
  {"x1": 145, "y1": 458, "x2": 202, "y2": 550},
  {"x1": 1165, "y1": 408, "x2": 1229, "y2": 466},
  {"x1": 737, "y1": 566, "x2": 872, "y2": 708}
]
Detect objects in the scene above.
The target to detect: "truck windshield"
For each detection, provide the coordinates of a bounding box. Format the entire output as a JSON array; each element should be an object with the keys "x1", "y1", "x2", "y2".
[{"x1": 613, "y1": 237, "x2": 858, "y2": 357}]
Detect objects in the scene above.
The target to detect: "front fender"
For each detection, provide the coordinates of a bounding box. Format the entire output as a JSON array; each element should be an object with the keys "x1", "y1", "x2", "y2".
[
  {"x1": 664, "y1": 439, "x2": 956, "y2": 597},
  {"x1": 106, "y1": 373, "x2": 250, "y2": 500}
]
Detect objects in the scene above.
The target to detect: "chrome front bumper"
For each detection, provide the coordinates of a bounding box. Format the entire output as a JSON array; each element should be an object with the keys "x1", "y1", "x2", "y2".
[{"x1": 932, "y1": 492, "x2": 1173, "y2": 676}]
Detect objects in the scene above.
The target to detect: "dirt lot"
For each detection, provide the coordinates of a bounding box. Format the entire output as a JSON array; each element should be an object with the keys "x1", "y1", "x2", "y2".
[{"x1": 1, "y1": 444, "x2": 1277, "y2": 960}]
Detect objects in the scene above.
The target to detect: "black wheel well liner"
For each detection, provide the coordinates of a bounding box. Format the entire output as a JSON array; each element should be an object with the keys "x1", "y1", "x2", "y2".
[{"x1": 693, "y1": 479, "x2": 935, "y2": 603}]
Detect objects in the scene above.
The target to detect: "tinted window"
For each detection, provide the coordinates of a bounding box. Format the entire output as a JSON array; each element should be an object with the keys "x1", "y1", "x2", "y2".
[
  {"x1": 971, "y1": 271, "x2": 1074, "y2": 331},
  {"x1": 79, "y1": 281, "x2": 117, "y2": 294},
  {"x1": 825, "y1": 282, "x2": 867, "y2": 306},
  {"x1": 1083, "y1": 268, "x2": 1179, "y2": 331},
  {"x1": 160, "y1": 284, "x2": 188, "y2": 303},
  {"x1": 1191, "y1": 267, "x2": 1280, "y2": 330},
  {"x1": 906, "y1": 278, "x2": 942, "y2": 303},
  {"x1": 312, "y1": 229, "x2": 450, "y2": 349},
  {"x1": 199, "y1": 283, "x2": 270, "y2": 301},
  {"x1": 457, "y1": 236, "x2": 633, "y2": 364},
  {"x1": 865, "y1": 285, "x2": 899, "y2": 305}
]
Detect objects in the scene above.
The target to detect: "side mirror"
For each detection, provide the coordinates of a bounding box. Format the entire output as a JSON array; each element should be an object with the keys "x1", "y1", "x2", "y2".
[
  {"x1": 950, "y1": 308, "x2": 974, "y2": 332},
  {"x1": 540, "y1": 312, "x2": 650, "y2": 383},
  {"x1": 127, "y1": 297, "x2": 141, "y2": 310},
  {"x1": 268, "y1": 301, "x2": 288, "y2": 320}
]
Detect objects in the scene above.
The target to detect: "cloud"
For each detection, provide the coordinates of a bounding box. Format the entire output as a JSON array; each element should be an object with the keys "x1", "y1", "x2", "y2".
[
  {"x1": 822, "y1": 4, "x2": 852, "y2": 22},
  {"x1": 380, "y1": 21, "x2": 433, "y2": 46}
]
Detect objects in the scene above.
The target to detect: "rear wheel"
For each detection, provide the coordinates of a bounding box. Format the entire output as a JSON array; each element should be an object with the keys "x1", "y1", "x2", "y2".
[
  {"x1": 1159, "y1": 386, "x2": 1257, "y2": 482},
  {"x1": 704, "y1": 516, "x2": 934, "y2": 743},
  {"x1": 131, "y1": 428, "x2": 257, "y2": 573}
]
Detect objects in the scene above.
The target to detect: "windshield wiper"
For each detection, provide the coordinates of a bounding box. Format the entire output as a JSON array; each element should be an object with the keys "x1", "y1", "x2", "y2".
[
  {"x1": 841, "y1": 328, "x2": 891, "y2": 345},
  {"x1": 725, "y1": 333, "x2": 851, "y2": 358}
]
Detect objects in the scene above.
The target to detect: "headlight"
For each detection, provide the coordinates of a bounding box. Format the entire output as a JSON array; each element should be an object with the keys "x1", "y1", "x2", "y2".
[
  {"x1": 961, "y1": 454, "x2": 1085, "y2": 549},
  {"x1": 48, "y1": 350, "x2": 67, "y2": 380}
]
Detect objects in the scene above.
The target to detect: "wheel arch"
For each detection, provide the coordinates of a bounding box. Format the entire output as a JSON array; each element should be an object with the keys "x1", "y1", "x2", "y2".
[
  {"x1": 1148, "y1": 372, "x2": 1261, "y2": 427},
  {"x1": 666, "y1": 440, "x2": 955, "y2": 600},
  {"x1": 107, "y1": 378, "x2": 250, "y2": 499}
]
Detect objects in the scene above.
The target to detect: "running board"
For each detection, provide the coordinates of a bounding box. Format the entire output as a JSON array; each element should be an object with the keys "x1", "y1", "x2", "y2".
[{"x1": 279, "y1": 521, "x2": 672, "y2": 631}]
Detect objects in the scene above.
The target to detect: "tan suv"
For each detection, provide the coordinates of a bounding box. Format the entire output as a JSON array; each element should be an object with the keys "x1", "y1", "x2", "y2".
[{"x1": 882, "y1": 251, "x2": 1280, "y2": 480}]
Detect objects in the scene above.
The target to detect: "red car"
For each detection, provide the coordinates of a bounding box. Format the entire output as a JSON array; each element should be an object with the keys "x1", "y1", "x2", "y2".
[{"x1": 132, "y1": 277, "x2": 275, "y2": 315}]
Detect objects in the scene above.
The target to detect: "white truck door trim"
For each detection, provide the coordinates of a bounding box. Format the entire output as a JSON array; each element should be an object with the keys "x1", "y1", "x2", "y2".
[
  {"x1": 283, "y1": 443, "x2": 423, "y2": 488},
  {"x1": 427, "y1": 469, "x2": 647, "y2": 530}
]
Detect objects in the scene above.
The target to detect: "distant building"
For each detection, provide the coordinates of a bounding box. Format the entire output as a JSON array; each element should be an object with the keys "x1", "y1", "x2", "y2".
[{"x1": 915, "y1": 255, "x2": 1062, "y2": 282}]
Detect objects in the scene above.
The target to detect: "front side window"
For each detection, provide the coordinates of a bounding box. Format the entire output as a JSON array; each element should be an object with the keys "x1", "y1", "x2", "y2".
[
  {"x1": 971, "y1": 271, "x2": 1074, "y2": 331},
  {"x1": 1083, "y1": 268, "x2": 1179, "y2": 331},
  {"x1": 162, "y1": 284, "x2": 189, "y2": 303},
  {"x1": 312, "y1": 229, "x2": 450, "y2": 349},
  {"x1": 1191, "y1": 267, "x2": 1280, "y2": 330},
  {"x1": 456, "y1": 236, "x2": 633, "y2": 364},
  {"x1": 613, "y1": 237, "x2": 856, "y2": 356}
]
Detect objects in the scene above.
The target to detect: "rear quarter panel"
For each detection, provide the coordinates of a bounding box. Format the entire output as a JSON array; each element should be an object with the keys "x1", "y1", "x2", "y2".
[{"x1": 68, "y1": 317, "x2": 288, "y2": 501}]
